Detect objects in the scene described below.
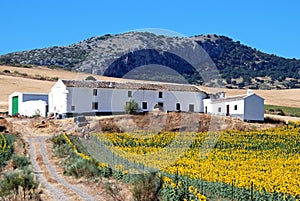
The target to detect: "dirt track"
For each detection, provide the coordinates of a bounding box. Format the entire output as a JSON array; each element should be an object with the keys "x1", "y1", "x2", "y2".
[{"x1": 10, "y1": 119, "x2": 98, "y2": 201}]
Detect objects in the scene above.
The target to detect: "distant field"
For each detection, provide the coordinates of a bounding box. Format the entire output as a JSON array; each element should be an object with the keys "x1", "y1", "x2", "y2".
[
  {"x1": 1, "y1": 65, "x2": 300, "y2": 112},
  {"x1": 265, "y1": 104, "x2": 300, "y2": 117}
]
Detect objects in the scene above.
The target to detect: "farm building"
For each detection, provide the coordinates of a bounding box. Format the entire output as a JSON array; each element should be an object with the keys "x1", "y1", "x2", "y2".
[
  {"x1": 48, "y1": 79, "x2": 208, "y2": 116},
  {"x1": 8, "y1": 79, "x2": 264, "y2": 121},
  {"x1": 203, "y1": 90, "x2": 264, "y2": 121},
  {"x1": 8, "y1": 92, "x2": 48, "y2": 117}
]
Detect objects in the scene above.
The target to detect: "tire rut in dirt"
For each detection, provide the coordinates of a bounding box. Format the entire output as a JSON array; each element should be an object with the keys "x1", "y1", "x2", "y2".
[
  {"x1": 37, "y1": 137, "x2": 96, "y2": 201},
  {"x1": 28, "y1": 138, "x2": 70, "y2": 201}
]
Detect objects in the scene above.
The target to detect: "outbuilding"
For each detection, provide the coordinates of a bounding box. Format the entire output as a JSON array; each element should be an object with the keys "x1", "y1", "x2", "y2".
[
  {"x1": 8, "y1": 92, "x2": 48, "y2": 117},
  {"x1": 203, "y1": 90, "x2": 264, "y2": 121}
]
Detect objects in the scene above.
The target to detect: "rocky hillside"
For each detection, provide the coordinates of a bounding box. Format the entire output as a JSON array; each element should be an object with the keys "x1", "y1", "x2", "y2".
[{"x1": 1, "y1": 32, "x2": 300, "y2": 89}]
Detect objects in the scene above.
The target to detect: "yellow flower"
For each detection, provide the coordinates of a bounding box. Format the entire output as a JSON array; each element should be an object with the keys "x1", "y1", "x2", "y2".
[{"x1": 188, "y1": 186, "x2": 194, "y2": 192}]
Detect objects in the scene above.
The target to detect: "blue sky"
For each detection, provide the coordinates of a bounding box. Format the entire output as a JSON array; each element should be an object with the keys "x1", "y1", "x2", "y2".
[{"x1": 0, "y1": 0, "x2": 299, "y2": 58}]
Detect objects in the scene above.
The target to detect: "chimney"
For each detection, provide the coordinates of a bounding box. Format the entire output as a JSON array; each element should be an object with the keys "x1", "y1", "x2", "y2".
[{"x1": 247, "y1": 89, "x2": 253, "y2": 96}]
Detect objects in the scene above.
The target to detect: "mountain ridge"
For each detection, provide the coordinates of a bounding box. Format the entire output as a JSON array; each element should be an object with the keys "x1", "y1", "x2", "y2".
[{"x1": 1, "y1": 32, "x2": 300, "y2": 89}]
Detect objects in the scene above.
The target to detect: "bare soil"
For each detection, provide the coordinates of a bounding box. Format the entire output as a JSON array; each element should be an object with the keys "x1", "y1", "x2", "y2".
[{"x1": 96, "y1": 112, "x2": 280, "y2": 134}]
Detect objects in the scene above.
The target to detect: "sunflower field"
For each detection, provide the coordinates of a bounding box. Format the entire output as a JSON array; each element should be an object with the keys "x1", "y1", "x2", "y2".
[{"x1": 69, "y1": 122, "x2": 300, "y2": 200}]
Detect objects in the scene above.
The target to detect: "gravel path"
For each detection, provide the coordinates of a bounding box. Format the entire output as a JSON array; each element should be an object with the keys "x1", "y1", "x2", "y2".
[
  {"x1": 29, "y1": 138, "x2": 70, "y2": 201},
  {"x1": 29, "y1": 136, "x2": 97, "y2": 201},
  {"x1": 36, "y1": 137, "x2": 95, "y2": 201}
]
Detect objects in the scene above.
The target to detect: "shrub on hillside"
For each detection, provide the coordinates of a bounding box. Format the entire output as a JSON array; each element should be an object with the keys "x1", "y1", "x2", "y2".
[{"x1": 85, "y1": 75, "x2": 96, "y2": 81}]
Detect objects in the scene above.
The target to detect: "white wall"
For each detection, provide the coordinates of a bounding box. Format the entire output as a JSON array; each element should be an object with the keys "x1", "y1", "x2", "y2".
[
  {"x1": 55, "y1": 86, "x2": 206, "y2": 114},
  {"x1": 244, "y1": 94, "x2": 264, "y2": 121},
  {"x1": 21, "y1": 100, "x2": 47, "y2": 117},
  {"x1": 49, "y1": 80, "x2": 68, "y2": 115},
  {"x1": 226, "y1": 99, "x2": 245, "y2": 119}
]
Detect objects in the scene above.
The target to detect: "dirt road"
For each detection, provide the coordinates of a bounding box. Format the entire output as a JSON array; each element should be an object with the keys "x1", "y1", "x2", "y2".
[{"x1": 10, "y1": 119, "x2": 97, "y2": 201}]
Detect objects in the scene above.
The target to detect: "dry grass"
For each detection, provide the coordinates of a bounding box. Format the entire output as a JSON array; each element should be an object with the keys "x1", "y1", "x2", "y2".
[{"x1": 1, "y1": 65, "x2": 300, "y2": 112}]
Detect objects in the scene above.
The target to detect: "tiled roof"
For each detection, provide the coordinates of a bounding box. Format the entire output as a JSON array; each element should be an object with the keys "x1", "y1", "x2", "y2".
[
  {"x1": 61, "y1": 79, "x2": 205, "y2": 93},
  {"x1": 210, "y1": 94, "x2": 249, "y2": 103}
]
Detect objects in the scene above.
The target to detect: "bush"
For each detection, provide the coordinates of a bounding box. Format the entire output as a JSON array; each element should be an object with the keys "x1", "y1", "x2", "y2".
[
  {"x1": 64, "y1": 157, "x2": 100, "y2": 178},
  {"x1": 3, "y1": 69, "x2": 10, "y2": 73},
  {"x1": 131, "y1": 173, "x2": 163, "y2": 201},
  {"x1": 124, "y1": 99, "x2": 139, "y2": 114},
  {"x1": 85, "y1": 75, "x2": 96, "y2": 81},
  {"x1": 0, "y1": 167, "x2": 40, "y2": 199},
  {"x1": 12, "y1": 155, "x2": 30, "y2": 169}
]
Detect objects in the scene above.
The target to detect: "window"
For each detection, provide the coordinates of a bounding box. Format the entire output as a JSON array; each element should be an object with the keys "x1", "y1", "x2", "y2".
[
  {"x1": 189, "y1": 104, "x2": 194, "y2": 112},
  {"x1": 234, "y1": 105, "x2": 238, "y2": 110},
  {"x1": 92, "y1": 102, "x2": 98, "y2": 110},
  {"x1": 142, "y1": 102, "x2": 147, "y2": 110},
  {"x1": 93, "y1": 89, "x2": 98, "y2": 96},
  {"x1": 128, "y1": 91, "x2": 132, "y2": 97},
  {"x1": 158, "y1": 91, "x2": 163, "y2": 98},
  {"x1": 71, "y1": 105, "x2": 75, "y2": 111},
  {"x1": 176, "y1": 103, "x2": 181, "y2": 110},
  {"x1": 218, "y1": 107, "x2": 221, "y2": 112}
]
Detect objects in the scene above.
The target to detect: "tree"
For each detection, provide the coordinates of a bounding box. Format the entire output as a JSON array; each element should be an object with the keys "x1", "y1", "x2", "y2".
[
  {"x1": 124, "y1": 100, "x2": 138, "y2": 114},
  {"x1": 85, "y1": 76, "x2": 96, "y2": 81}
]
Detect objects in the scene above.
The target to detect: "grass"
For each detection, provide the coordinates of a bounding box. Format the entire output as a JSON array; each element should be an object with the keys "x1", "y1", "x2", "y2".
[{"x1": 265, "y1": 104, "x2": 300, "y2": 117}]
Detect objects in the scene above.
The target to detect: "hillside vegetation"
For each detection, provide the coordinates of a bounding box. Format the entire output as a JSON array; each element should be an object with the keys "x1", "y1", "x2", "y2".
[{"x1": 1, "y1": 32, "x2": 300, "y2": 89}]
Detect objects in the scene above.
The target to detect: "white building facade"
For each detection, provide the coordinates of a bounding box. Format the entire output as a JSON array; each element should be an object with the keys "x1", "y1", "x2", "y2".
[
  {"x1": 48, "y1": 79, "x2": 208, "y2": 116},
  {"x1": 203, "y1": 90, "x2": 264, "y2": 121},
  {"x1": 8, "y1": 92, "x2": 48, "y2": 117}
]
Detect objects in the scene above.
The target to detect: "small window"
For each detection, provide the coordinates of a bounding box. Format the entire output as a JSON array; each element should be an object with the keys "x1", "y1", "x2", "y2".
[
  {"x1": 128, "y1": 91, "x2": 132, "y2": 97},
  {"x1": 92, "y1": 102, "x2": 98, "y2": 110},
  {"x1": 158, "y1": 91, "x2": 163, "y2": 98},
  {"x1": 142, "y1": 102, "x2": 147, "y2": 110},
  {"x1": 93, "y1": 89, "x2": 98, "y2": 96},
  {"x1": 71, "y1": 105, "x2": 75, "y2": 111},
  {"x1": 234, "y1": 105, "x2": 238, "y2": 110},
  {"x1": 218, "y1": 107, "x2": 221, "y2": 112},
  {"x1": 176, "y1": 103, "x2": 181, "y2": 110},
  {"x1": 189, "y1": 104, "x2": 194, "y2": 112}
]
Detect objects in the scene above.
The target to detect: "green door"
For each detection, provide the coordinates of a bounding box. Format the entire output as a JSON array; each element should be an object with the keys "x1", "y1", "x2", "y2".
[{"x1": 12, "y1": 96, "x2": 19, "y2": 115}]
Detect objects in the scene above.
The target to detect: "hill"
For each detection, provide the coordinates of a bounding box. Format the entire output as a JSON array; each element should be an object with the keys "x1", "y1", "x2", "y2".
[{"x1": 0, "y1": 32, "x2": 300, "y2": 89}]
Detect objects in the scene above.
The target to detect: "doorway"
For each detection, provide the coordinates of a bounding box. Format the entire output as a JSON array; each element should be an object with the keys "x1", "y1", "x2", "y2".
[{"x1": 226, "y1": 105, "x2": 230, "y2": 116}]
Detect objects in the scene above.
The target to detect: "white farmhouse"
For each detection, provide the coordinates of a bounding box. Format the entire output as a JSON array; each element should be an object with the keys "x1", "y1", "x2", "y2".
[
  {"x1": 48, "y1": 79, "x2": 208, "y2": 116},
  {"x1": 203, "y1": 90, "x2": 264, "y2": 121},
  {"x1": 8, "y1": 92, "x2": 48, "y2": 117}
]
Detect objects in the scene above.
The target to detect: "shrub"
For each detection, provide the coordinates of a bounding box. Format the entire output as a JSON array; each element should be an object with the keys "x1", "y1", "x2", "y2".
[
  {"x1": 0, "y1": 167, "x2": 40, "y2": 198},
  {"x1": 64, "y1": 157, "x2": 100, "y2": 178},
  {"x1": 85, "y1": 75, "x2": 96, "y2": 81},
  {"x1": 131, "y1": 172, "x2": 163, "y2": 201},
  {"x1": 124, "y1": 99, "x2": 139, "y2": 114},
  {"x1": 12, "y1": 155, "x2": 30, "y2": 169},
  {"x1": 3, "y1": 69, "x2": 10, "y2": 73}
]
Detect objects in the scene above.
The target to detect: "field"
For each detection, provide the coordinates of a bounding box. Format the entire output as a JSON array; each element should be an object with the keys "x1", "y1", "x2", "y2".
[
  {"x1": 265, "y1": 104, "x2": 300, "y2": 117},
  {"x1": 60, "y1": 120, "x2": 300, "y2": 201}
]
